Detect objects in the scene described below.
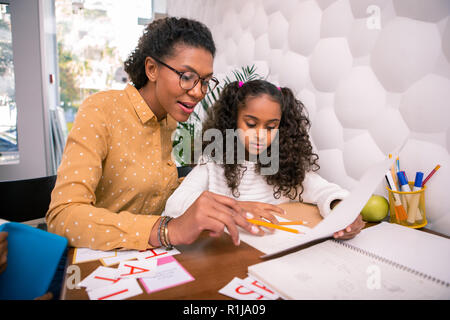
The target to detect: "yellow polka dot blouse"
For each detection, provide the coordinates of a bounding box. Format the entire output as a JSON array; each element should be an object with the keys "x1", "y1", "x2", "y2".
[{"x1": 46, "y1": 84, "x2": 180, "y2": 251}]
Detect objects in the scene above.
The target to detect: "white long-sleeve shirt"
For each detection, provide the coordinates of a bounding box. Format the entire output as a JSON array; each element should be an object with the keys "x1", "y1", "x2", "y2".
[{"x1": 163, "y1": 160, "x2": 349, "y2": 218}]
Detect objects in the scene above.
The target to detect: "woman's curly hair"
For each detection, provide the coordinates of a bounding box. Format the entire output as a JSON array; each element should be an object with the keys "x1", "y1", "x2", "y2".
[
  {"x1": 202, "y1": 80, "x2": 320, "y2": 201},
  {"x1": 124, "y1": 17, "x2": 216, "y2": 89}
]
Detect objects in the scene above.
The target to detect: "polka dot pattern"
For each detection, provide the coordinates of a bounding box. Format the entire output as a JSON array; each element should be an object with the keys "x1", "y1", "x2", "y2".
[{"x1": 46, "y1": 84, "x2": 180, "y2": 251}]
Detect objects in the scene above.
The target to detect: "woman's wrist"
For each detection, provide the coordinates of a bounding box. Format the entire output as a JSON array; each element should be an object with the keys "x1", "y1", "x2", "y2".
[
  {"x1": 166, "y1": 217, "x2": 180, "y2": 246},
  {"x1": 148, "y1": 217, "x2": 162, "y2": 247},
  {"x1": 148, "y1": 216, "x2": 180, "y2": 247}
]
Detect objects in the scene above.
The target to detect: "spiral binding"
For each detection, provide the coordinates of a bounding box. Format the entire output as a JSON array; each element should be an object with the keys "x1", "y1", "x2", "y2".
[{"x1": 331, "y1": 239, "x2": 450, "y2": 288}]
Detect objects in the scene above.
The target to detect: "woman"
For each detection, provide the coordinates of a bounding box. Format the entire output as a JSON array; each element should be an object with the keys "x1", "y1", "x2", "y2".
[{"x1": 46, "y1": 17, "x2": 279, "y2": 251}]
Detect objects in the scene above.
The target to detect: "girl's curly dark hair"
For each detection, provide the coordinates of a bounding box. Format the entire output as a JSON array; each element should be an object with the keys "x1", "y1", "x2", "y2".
[
  {"x1": 202, "y1": 80, "x2": 320, "y2": 201},
  {"x1": 124, "y1": 17, "x2": 216, "y2": 89}
]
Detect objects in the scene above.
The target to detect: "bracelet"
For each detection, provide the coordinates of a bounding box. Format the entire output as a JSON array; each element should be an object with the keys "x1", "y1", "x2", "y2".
[
  {"x1": 157, "y1": 216, "x2": 165, "y2": 247},
  {"x1": 162, "y1": 217, "x2": 173, "y2": 250}
]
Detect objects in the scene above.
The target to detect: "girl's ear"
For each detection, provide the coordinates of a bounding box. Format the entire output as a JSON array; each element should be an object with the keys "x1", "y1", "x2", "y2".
[{"x1": 144, "y1": 57, "x2": 159, "y2": 83}]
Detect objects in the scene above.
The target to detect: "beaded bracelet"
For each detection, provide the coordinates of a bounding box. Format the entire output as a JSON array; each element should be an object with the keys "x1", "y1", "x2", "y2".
[{"x1": 157, "y1": 216, "x2": 166, "y2": 247}]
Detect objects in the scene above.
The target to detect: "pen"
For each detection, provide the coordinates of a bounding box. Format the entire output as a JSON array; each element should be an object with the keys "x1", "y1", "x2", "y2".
[
  {"x1": 247, "y1": 219, "x2": 302, "y2": 234},
  {"x1": 422, "y1": 165, "x2": 441, "y2": 187}
]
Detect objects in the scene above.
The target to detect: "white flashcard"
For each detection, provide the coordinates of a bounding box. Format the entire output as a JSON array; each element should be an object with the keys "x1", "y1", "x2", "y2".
[
  {"x1": 73, "y1": 248, "x2": 117, "y2": 264},
  {"x1": 78, "y1": 266, "x2": 121, "y2": 291},
  {"x1": 243, "y1": 276, "x2": 280, "y2": 300},
  {"x1": 218, "y1": 277, "x2": 270, "y2": 300},
  {"x1": 139, "y1": 255, "x2": 194, "y2": 294},
  {"x1": 87, "y1": 278, "x2": 143, "y2": 300},
  {"x1": 116, "y1": 259, "x2": 157, "y2": 279},
  {"x1": 137, "y1": 247, "x2": 181, "y2": 261},
  {"x1": 100, "y1": 250, "x2": 141, "y2": 266}
]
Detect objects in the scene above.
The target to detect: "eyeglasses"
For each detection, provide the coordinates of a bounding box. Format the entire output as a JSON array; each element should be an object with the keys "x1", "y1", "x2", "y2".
[{"x1": 150, "y1": 56, "x2": 219, "y2": 94}]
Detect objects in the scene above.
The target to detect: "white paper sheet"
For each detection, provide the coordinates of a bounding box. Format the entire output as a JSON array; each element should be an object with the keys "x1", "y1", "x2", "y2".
[
  {"x1": 218, "y1": 277, "x2": 270, "y2": 300},
  {"x1": 87, "y1": 278, "x2": 143, "y2": 300},
  {"x1": 72, "y1": 247, "x2": 117, "y2": 264},
  {"x1": 100, "y1": 250, "x2": 141, "y2": 266},
  {"x1": 139, "y1": 255, "x2": 194, "y2": 294},
  {"x1": 242, "y1": 276, "x2": 280, "y2": 300},
  {"x1": 256, "y1": 157, "x2": 395, "y2": 258},
  {"x1": 116, "y1": 259, "x2": 157, "y2": 279},
  {"x1": 137, "y1": 247, "x2": 181, "y2": 261},
  {"x1": 78, "y1": 266, "x2": 120, "y2": 290}
]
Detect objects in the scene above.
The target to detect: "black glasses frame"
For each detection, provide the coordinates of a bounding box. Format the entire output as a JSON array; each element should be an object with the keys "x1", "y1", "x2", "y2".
[{"x1": 150, "y1": 55, "x2": 219, "y2": 94}]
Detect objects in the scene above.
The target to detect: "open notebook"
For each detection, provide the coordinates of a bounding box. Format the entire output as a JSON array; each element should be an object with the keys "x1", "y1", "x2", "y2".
[
  {"x1": 248, "y1": 222, "x2": 450, "y2": 299},
  {"x1": 239, "y1": 157, "x2": 395, "y2": 258}
]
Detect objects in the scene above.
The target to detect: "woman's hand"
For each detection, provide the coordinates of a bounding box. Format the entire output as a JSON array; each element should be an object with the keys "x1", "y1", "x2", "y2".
[
  {"x1": 237, "y1": 201, "x2": 285, "y2": 235},
  {"x1": 0, "y1": 232, "x2": 7, "y2": 274},
  {"x1": 154, "y1": 191, "x2": 260, "y2": 247},
  {"x1": 333, "y1": 214, "x2": 365, "y2": 240}
]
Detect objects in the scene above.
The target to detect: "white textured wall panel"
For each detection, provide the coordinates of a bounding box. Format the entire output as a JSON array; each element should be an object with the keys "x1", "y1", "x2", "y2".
[{"x1": 167, "y1": 0, "x2": 450, "y2": 236}]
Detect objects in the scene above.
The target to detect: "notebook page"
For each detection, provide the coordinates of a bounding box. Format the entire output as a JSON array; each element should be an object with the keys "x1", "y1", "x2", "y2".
[
  {"x1": 246, "y1": 157, "x2": 394, "y2": 257},
  {"x1": 248, "y1": 240, "x2": 450, "y2": 299},
  {"x1": 343, "y1": 222, "x2": 450, "y2": 283}
]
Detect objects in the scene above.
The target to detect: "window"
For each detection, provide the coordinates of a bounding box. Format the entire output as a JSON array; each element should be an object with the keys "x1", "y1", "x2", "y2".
[
  {"x1": 0, "y1": 3, "x2": 19, "y2": 165},
  {"x1": 55, "y1": 0, "x2": 153, "y2": 133}
]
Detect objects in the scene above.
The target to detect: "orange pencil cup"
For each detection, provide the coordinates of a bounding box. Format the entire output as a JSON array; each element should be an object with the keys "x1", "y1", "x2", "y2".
[{"x1": 386, "y1": 182, "x2": 427, "y2": 228}]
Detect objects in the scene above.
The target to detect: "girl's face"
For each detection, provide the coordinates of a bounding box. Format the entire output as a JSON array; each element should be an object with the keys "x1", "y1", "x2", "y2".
[
  {"x1": 237, "y1": 94, "x2": 282, "y2": 156},
  {"x1": 145, "y1": 44, "x2": 214, "y2": 122}
]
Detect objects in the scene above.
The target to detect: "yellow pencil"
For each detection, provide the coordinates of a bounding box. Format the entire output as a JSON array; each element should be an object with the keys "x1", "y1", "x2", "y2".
[
  {"x1": 247, "y1": 219, "x2": 302, "y2": 234},
  {"x1": 279, "y1": 220, "x2": 308, "y2": 226}
]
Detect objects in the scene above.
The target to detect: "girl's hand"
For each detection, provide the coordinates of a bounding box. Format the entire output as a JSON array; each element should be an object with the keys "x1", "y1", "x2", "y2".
[
  {"x1": 163, "y1": 191, "x2": 259, "y2": 246},
  {"x1": 333, "y1": 214, "x2": 365, "y2": 240},
  {"x1": 0, "y1": 232, "x2": 7, "y2": 274},
  {"x1": 237, "y1": 201, "x2": 285, "y2": 235}
]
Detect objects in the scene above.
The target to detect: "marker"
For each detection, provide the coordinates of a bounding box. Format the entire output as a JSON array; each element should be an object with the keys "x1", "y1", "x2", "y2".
[
  {"x1": 422, "y1": 165, "x2": 441, "y2": 187},
  {"x1": 408, "y1": 172, "x2": 424, "y2": 223},
  {"x1": 386, "y1": 171, "x2": 408, "y2": 221},
  {"x1": 397, "y1": 171, "x2": 409, "y2": 211},
  {"x1": 385, "y1": 171, "x2": 408, "y2": 221}
]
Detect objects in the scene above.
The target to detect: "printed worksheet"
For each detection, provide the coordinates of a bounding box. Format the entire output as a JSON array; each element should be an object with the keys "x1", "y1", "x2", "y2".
[{"x1": 139, "y1": 255, "x2": 194, "y2": 294}]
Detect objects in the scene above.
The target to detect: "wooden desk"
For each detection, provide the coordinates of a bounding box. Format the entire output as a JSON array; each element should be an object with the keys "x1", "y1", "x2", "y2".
[
  {"x1": 60, "y1": 203, "x2": 448, "y2": 300},
  {"x1": 60, "y1": 202, "x2": 323, "y2": 300}
]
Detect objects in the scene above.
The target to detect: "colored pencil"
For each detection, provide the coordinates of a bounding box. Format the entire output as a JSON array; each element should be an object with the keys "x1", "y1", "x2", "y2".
[
  {"x1": 422, "y1": 165, "x2": 441, "y2": 187},
  {"x1": 247, "y1": 219, "x2": 302, "y2": 234}
]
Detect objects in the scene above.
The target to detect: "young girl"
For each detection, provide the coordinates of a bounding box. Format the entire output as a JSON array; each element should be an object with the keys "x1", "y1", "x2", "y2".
[{"x1": 164, "y1": 80, "x2": 364, "y2": 239}]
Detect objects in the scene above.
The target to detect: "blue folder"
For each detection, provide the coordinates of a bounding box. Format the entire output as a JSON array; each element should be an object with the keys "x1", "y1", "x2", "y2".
[{"x1": 0, "y1": 222, "x2": 68, "y2": 300}]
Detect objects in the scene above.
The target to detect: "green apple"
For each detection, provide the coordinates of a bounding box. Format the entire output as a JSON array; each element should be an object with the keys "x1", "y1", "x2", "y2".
[{"x1": 361, "y1": 195, "x2": 389, "y2": 222}]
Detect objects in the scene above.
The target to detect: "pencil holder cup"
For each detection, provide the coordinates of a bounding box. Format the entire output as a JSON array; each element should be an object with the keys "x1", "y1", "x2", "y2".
[{"x1": 386, "y1": 182, "x2": 427, "y2": 228}]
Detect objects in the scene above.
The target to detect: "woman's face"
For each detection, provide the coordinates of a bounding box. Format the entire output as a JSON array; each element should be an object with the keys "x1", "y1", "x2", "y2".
[
  {"x1": 150, "y1": 44, "x2": 214, "y2": 123},
  {"x1": 237, "y1": 94, "x2": 281, "y2": 156}
]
